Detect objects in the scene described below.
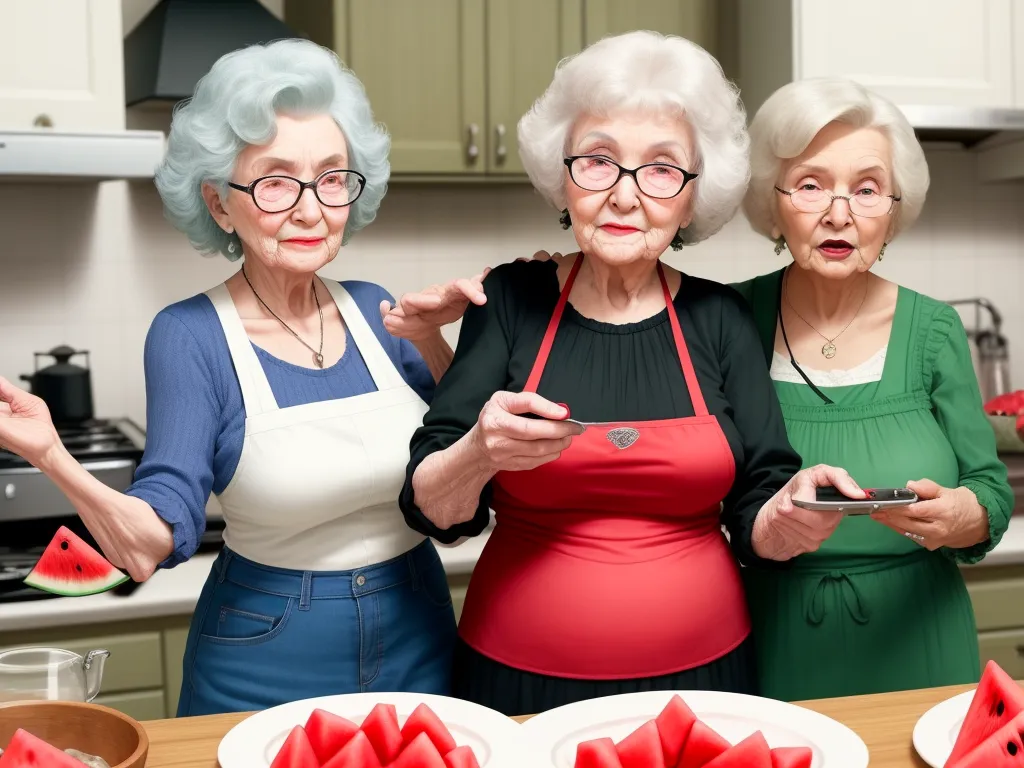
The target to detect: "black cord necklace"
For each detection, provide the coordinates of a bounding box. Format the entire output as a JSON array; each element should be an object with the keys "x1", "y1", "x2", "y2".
[
  {"x1": 777, "y1": 268, "x2": 834, "y2": 405},
  {"x1": 242, "y1": 265, "x2": 325, "y2": 368}
]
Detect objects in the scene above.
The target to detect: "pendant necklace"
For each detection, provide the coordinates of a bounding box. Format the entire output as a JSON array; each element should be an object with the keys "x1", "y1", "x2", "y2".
[
  {"x1": 242, "y1": 266, "x2": 325, "y2": 368},
  {"x1": 783, "y1": 268, "x2": 868, "y2": 359}
]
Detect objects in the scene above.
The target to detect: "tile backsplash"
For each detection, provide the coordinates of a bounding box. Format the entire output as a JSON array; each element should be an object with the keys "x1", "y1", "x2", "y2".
[{"x1": 1, "y1": 144, "x2": 1022, "y2": 428}]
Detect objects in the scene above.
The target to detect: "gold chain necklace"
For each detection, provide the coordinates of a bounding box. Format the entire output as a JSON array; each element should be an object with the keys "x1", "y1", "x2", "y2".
[
  {"x1": 242, "y1": 266, "x2": 325, "y2": 368},
  {"x1": 783, "y1": 268, "x2": 869, "y2": 359}
]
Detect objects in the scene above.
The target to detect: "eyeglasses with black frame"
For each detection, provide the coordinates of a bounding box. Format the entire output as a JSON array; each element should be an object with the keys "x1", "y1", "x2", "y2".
[
  {"x1": 228, "y1": 168, "x2": 367, "y2": 214},
  {"x1": 774, "y1": 185, "x2": 901, "y2": 218},
  {"x1": 564, "y1": 155, "x2": 698, "y2": 199}
]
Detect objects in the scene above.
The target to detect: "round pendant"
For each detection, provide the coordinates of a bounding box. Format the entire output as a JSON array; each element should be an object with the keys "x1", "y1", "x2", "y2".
[
  {"x1": 821, "y1": 342, "x2": 837, "y2": 359},
  {"x1": 314, "y1": 352, "x2": 324, "y2": 368}
]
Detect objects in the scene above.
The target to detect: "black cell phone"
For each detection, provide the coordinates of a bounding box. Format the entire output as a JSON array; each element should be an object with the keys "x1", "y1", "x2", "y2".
[{"x1": 791, "y1": 486, "x2": 917, "y2": 515}]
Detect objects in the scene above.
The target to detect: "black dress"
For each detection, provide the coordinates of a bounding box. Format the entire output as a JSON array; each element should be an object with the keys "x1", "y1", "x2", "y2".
[{"x1": 399, "y1": 259, "x2": 801, "y2": 716}]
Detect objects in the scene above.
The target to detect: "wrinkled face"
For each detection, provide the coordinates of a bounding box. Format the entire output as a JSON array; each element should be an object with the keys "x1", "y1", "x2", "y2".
[
  {"x1": 772, "y1": 121, "x2": 898, "y2": 280},
  {"x1": 564, "y1": 111, "x2": 697, "y2": 267},
  {"x1": 204, "y1": 113, "x2": 352, "y2": 273}
]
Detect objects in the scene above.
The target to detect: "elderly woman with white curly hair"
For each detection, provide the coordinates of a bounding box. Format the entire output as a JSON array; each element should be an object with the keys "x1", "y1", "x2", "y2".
[
  {"x1": 397, "y1": 31, "x2": 862, "y2": 716},
  {"x1": 730, "y1": 77, "x2": 1014, "y2": 701},
  {"x1": 0, "y1": 38, "x2": 489, "y2": 716}
]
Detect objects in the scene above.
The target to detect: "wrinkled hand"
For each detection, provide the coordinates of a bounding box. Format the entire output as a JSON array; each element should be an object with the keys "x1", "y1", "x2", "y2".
[
  {"x1": 380, "y1": 269, "x2": 490, "y2": 342},
  {"x1": 470, "y1": 391, "x2": 584, "y2": 472},
  {"x1": 752, "y1": 464, "x2": 865, "y2": 560},
  {"x1": 0, "y1": 376, "x2": 60, "y2": 466},
  {"x1": 870, "y1": 479, "x2": 990, "y2": 551}
]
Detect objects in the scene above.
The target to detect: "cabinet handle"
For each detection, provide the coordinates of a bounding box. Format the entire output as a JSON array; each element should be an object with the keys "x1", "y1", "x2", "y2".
[
  {"x1": 1016, "y1": 644, "x2": 1024, "y2": 658},
  {"x1": 495, "y1": 124, "x2": 508, "y2": 164},
  {"x1": 33, "y1": 114, "x2": 53, "y2": 128},
  {"x1": 466, "y1": 123, "x2": 480, "y2": 163}
]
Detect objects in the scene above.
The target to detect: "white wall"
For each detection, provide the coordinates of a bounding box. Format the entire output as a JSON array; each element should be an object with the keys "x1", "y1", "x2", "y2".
[{"x1": 1, "y1": 145, "x2": 1022, "y2": 428}]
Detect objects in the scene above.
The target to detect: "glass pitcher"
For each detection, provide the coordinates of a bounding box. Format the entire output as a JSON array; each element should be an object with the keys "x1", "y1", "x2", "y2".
[{"x1": 0, "y1": 647, "x2": 109, "y2": 703}]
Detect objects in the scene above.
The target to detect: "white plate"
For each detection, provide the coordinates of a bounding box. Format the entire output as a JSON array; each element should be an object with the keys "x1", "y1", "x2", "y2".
[
  {"x1": 521, "y1": 690, "x2": 869, "y2": 768},
  {"x1": 217, "y1": 692, "x2": 530, "y2": 768},
  {"x1": 912, "y1": 689, "x2": 974, "y2": 768}
]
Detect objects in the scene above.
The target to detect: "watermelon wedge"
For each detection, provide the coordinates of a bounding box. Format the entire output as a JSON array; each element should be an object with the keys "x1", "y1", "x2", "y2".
[
  {"x1": 703, "y1": 732, "x2": 772, "y2": 768},
  {"x1": 0, "y1": 729, "x2": 85, "y2": 768},
  {"x1": 655, "y1": 695, "x2": 697, "y2": 767},
  {"x1": 575, "y1": 738, "x2": 624, "y2": 768},
  {"x1": 388, "y1": 732, "x2": 446, "y2": 768},
  {"x1": 615, "y1": 721, "x2": 666, "y2": 768},
  {"x1": 270, "y1": 727, "x2": 319, "y2": 768},
  {"x1": 770, "y1": 746, "x2": 813, "y2": 768},
  {"x1": 946, "y1": 661, "x2": 1024, "y2": 766},
  {"x1": 23, "y1": 526, "x2": 128, "y2": 596},
  {"x1": 949, "y1": 711, "x2": 1024, "y2": 767},
  {"x1": 677, "y1": 720, "x2": 731, "y2": 768},
  {"x1": 322, "y1": 730, "x2": 382, "y2": 768},
  {"x1": 360, "y1": 704, "x2": 404, "y2": 765},
  {"x1": 443, "y1": 745, "x2": 482, "y2": 768},
  {"x1": 401, "y1": 702, "x2": 458, "y2": 755},
  {"x1": 305, "y1": 708, "x2": 359, "y2": 764}
]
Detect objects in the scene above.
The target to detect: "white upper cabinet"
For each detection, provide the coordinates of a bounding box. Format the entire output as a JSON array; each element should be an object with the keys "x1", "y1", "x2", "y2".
[
  {"x1": 1015, "y1": 0, "x2": 1024, "y2": 107},
  {"x1": 0, "y1": 0, "x2": 126, "y2": 131}
]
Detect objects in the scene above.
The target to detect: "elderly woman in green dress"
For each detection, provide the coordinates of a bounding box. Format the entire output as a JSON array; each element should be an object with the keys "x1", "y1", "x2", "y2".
[{"x1": 730, "y1": 77, "x2": 1013, "y2": 701}]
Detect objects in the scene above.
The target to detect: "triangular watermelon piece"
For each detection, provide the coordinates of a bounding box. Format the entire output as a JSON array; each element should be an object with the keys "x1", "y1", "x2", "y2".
[
  {"x1": 615, "y1": 721, "x2": 666, "y2": 768},
  {"x1": 304, "y1": 708, "x2": 359, "y2": 764},
  {"x1": 400, "y1": 703, "x2": 457, "y2": 755},
  {"x1": 389, "y1": 732, "x2": 446, "y2": 768},
  {"x1": 770, "y1": 746, "x2": 813, "y2": 768},
  {"x1": 575, "y1": 738, "x2": 624, "y2": 768},
  {"x1": 702, "y1": 732, "x2": 772, "y2": 768},
  {"x1": 322, "y1": 730, "x2": 382, "y2": 768},
  {"x1": 946, "y1": 661, "x2": 1024, "y2": 766},
  {"x1": 360, "y1": 703, "x2": 405, "y2": 765},
  {"x1": 443, "y1": 745, "x2": 482, "y2": 768},
  {"x1": 23, "y1": 526, "x2": 128, "y2": 596},
  {"x1": 949, "y1": 711, "x2": 1024, "y2": 767},
  {"x1": 0, "y1": 729, "x2": 85, "y2": 768},
  {"x1": 676, "y1": 720, "x2": 731, "y2": 768},
  {"x1": 269, "y1": 726, "x2": 319, "y2": 768},
  {"x1": 655, "y1": 695, "x2": 697, "y2": 767}
]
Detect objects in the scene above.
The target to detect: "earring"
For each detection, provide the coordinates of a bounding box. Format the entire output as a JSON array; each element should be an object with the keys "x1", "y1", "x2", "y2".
[
  {"x1": 559, "y1": 209, "x2": 572, "y2": 229},
  {"x1": 669, "y1": 230, "x2": 685, "y2": 251},
  {"x1": 227, "y1": 241, "x2": 236, "y2": 254},
  {"x1": 878, "y1": 242, "x2": 887, "y2": 261},
  {"x1": 774, "y1": 236, "x2": 787, "y2": 255}
]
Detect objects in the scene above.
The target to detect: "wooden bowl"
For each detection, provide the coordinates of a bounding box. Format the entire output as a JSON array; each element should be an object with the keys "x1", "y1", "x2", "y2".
[{"x1": 0, "y1": 700, "x2": 148, "y2": 768}]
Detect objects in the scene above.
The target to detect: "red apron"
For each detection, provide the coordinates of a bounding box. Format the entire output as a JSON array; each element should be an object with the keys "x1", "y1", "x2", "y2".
[{"x1": 457, "y1": 255, "x2": 751, "y2": 680}]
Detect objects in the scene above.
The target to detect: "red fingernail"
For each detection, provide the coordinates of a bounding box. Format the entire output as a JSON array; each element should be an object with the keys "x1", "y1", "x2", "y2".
[{"x1": 556, "y1": 403, "x2": 570, "y2": 419}]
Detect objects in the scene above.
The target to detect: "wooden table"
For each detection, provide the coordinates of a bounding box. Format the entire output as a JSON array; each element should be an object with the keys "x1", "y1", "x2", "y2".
[{"x1": 142, "y1": 683, "x2": 976, "y2": 767}]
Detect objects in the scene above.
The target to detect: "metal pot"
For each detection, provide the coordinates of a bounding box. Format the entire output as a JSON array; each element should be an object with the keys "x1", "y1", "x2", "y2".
[{"x1": 20, "y1": 346, "x2": 94, "y2": 425}]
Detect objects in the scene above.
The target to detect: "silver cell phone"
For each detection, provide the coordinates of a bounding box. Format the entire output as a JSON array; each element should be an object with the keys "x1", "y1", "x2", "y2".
[{"x1": 791, "y1": 486, "x2": 918, "y2": 515}]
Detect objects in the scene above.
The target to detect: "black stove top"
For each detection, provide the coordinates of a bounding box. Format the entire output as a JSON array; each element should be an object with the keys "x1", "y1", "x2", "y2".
[{"x1": 0, "y1": 418, "x2": 145, "y2": 468}]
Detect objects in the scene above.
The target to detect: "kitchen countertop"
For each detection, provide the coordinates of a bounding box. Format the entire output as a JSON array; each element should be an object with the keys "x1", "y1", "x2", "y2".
[
  {"x1": 2, "y1": 513, "x2": 1023, "y2": 634},
  {"x1": 141, "y1": 680, "x2": 998, "y2": 767}
]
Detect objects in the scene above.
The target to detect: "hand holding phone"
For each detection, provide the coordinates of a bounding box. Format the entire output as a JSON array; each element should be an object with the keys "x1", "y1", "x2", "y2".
[{"x1": 792, "y1": 486, "x2": 918, "y2": 515}]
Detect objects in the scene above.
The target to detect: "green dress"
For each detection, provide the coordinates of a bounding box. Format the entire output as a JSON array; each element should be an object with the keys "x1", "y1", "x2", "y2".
[{"x1": 731, "y1": 268, "x2": 1015, "y2": 702}]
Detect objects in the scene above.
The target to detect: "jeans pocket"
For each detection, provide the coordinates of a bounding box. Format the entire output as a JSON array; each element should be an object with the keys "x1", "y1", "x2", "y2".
[
  {"x1": 416, "y1": 551, "x2": 454, "y2": 608},
  {"x1": 199, "y1": 594, "x2": 295, "y2": 646}
]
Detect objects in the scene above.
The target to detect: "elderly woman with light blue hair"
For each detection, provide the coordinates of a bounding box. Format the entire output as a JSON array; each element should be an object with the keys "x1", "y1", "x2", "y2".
[{"x1": 0, "y1": 38, "x2": 486, "y2": 716}]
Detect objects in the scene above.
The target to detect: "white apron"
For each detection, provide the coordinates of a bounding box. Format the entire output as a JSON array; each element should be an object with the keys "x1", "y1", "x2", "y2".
[{"x1": 205, "y1": 279, "x2": 428, "y2": 571}]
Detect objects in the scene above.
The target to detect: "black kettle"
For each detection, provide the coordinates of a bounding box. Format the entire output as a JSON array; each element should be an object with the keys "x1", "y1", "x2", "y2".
[{"x1": 20, "y1": 345, "x2": 94, "y2": 425}]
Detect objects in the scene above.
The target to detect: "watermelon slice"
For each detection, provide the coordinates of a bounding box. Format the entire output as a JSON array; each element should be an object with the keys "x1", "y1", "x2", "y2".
[
  {"x1": 676, "y1": 720, "x2": 731, "y2": 768},
  {"x1": 400, "y1": 703, "x2": 458, "y2": 755},
  {"x1": 270, "y1": 726, "x2": 319, "y2": 768},
  {"x1": 703, "y1": 732, "x2": 772, "y2": 768},
  {"x1": 655, "y1": 695, "x2": 697, "y2": 767},
  {"x1": 984, "y1": 391, "x2": 1024, "y2": 416},
  {"x1": 0, "y1": 729, "x2": 85, "y2": 768},
  {"x1": 575, "y1": 738, "x2": 624, "y2": 768},
  {"x1": 444, "y1": 745, "x2": 482, "y2": 768},
  {"x1": 23, "y1": 526, "x2": 128, "y2": 596},
  {"x1": 949, "y1": 711, "x2": 1024, "y2": 767},
  {"x1": 305, "y1": 708, "x2": 359, "y2": 764},
  {"x1": 360, "y1": 704, "x2": 405, "y2": 765},
  {"x1": 388, "y1": 732, "x2": 447, "y2": 768},
  {"x1": 615, "y1": 721, "x2": 666, "y2": 768},
  {"x1": 770, "y1": 746, "x2": 813, "y2": 768},
  {"x1": 322, "y1": 730, "x2": 382, "y2": 768},
  {"x1": 946, "y1": 661, "x2": 1024, "y2": 766}
]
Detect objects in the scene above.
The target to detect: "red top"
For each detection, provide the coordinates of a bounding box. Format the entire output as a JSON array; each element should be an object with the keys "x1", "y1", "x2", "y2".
[{"x1": 457, "y1": 255, "x2": 751, "y2": 679}]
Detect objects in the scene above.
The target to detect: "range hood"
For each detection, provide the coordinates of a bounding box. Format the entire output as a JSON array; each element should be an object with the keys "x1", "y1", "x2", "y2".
[
  {"x1": 124, "y1": 0, "x2": 299, "y2": 107},
  {"x1": 0, "y1": 130, "x2": 166, "y2": 182},
  {"x1": 899, "y1": 106, "x2": 1024, "y2": 148}
]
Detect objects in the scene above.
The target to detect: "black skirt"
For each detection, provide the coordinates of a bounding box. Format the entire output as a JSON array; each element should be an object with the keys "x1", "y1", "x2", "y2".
[{"x1": 451, "y1": 635, "x2": 759, "y2": 717}]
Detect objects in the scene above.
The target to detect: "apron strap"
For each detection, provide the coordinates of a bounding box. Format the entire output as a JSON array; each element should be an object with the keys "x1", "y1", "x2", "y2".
[
  {"x1": 322, "y1": 280, "x2": 407, "y2": 391},
  {"x1": 524, "y1": 253, "x2": 710, "y2": 417},
  {"x1": 206, "y1": 283, "x2": 279, "y2": 417}
]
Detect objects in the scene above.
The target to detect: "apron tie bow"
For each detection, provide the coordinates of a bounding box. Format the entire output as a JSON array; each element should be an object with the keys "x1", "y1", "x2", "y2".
[{"x1": 806, "y1": 570, "x2": 871, "y2": 626}]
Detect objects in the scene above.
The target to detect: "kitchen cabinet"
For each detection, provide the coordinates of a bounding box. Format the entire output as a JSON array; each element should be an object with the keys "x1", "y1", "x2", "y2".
[
  {"x1": 964, "y1": 564, "x2": 1024, "y2": 675},
  {"x1": 583, "y1": 0, "x2": 717, "y2": 52},
  {"x1": 737, "y1": 0, "x2": 1019, "y2": 118},
  {"x1": 0, "y1": 0, "x2": 126, "y2": 131}
]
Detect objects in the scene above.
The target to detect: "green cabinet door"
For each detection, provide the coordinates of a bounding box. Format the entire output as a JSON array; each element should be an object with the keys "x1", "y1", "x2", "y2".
[
  {"x1": 583, "y1": 0, "x2": 718, "y2": 52},
  {"x1": 287, "y1": 0, "x2": 487, "y2": 176},
  {"x1": 485, "y1": 0, "x2": 582, "y2": 175}
]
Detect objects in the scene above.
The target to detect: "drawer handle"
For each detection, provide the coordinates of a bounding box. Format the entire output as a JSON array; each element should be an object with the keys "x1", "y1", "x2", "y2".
[
  {"x1": 495, "y1": 124, "x2": 508, "y2": 164},
  {"x1": 466, "y1": 123, "x2": 480, "y2": 163},
  {"x1": 1017, "y1": 644, "x2": 1024, "y2": 658},
  {"x1": 33, "y1": 114, "x2": 53, "y2": 128}
]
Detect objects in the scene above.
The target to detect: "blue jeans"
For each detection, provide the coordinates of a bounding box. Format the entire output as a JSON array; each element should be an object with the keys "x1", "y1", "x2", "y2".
[{"x1": 175, "y1": 539, "x2": 457, "y2": 716}]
